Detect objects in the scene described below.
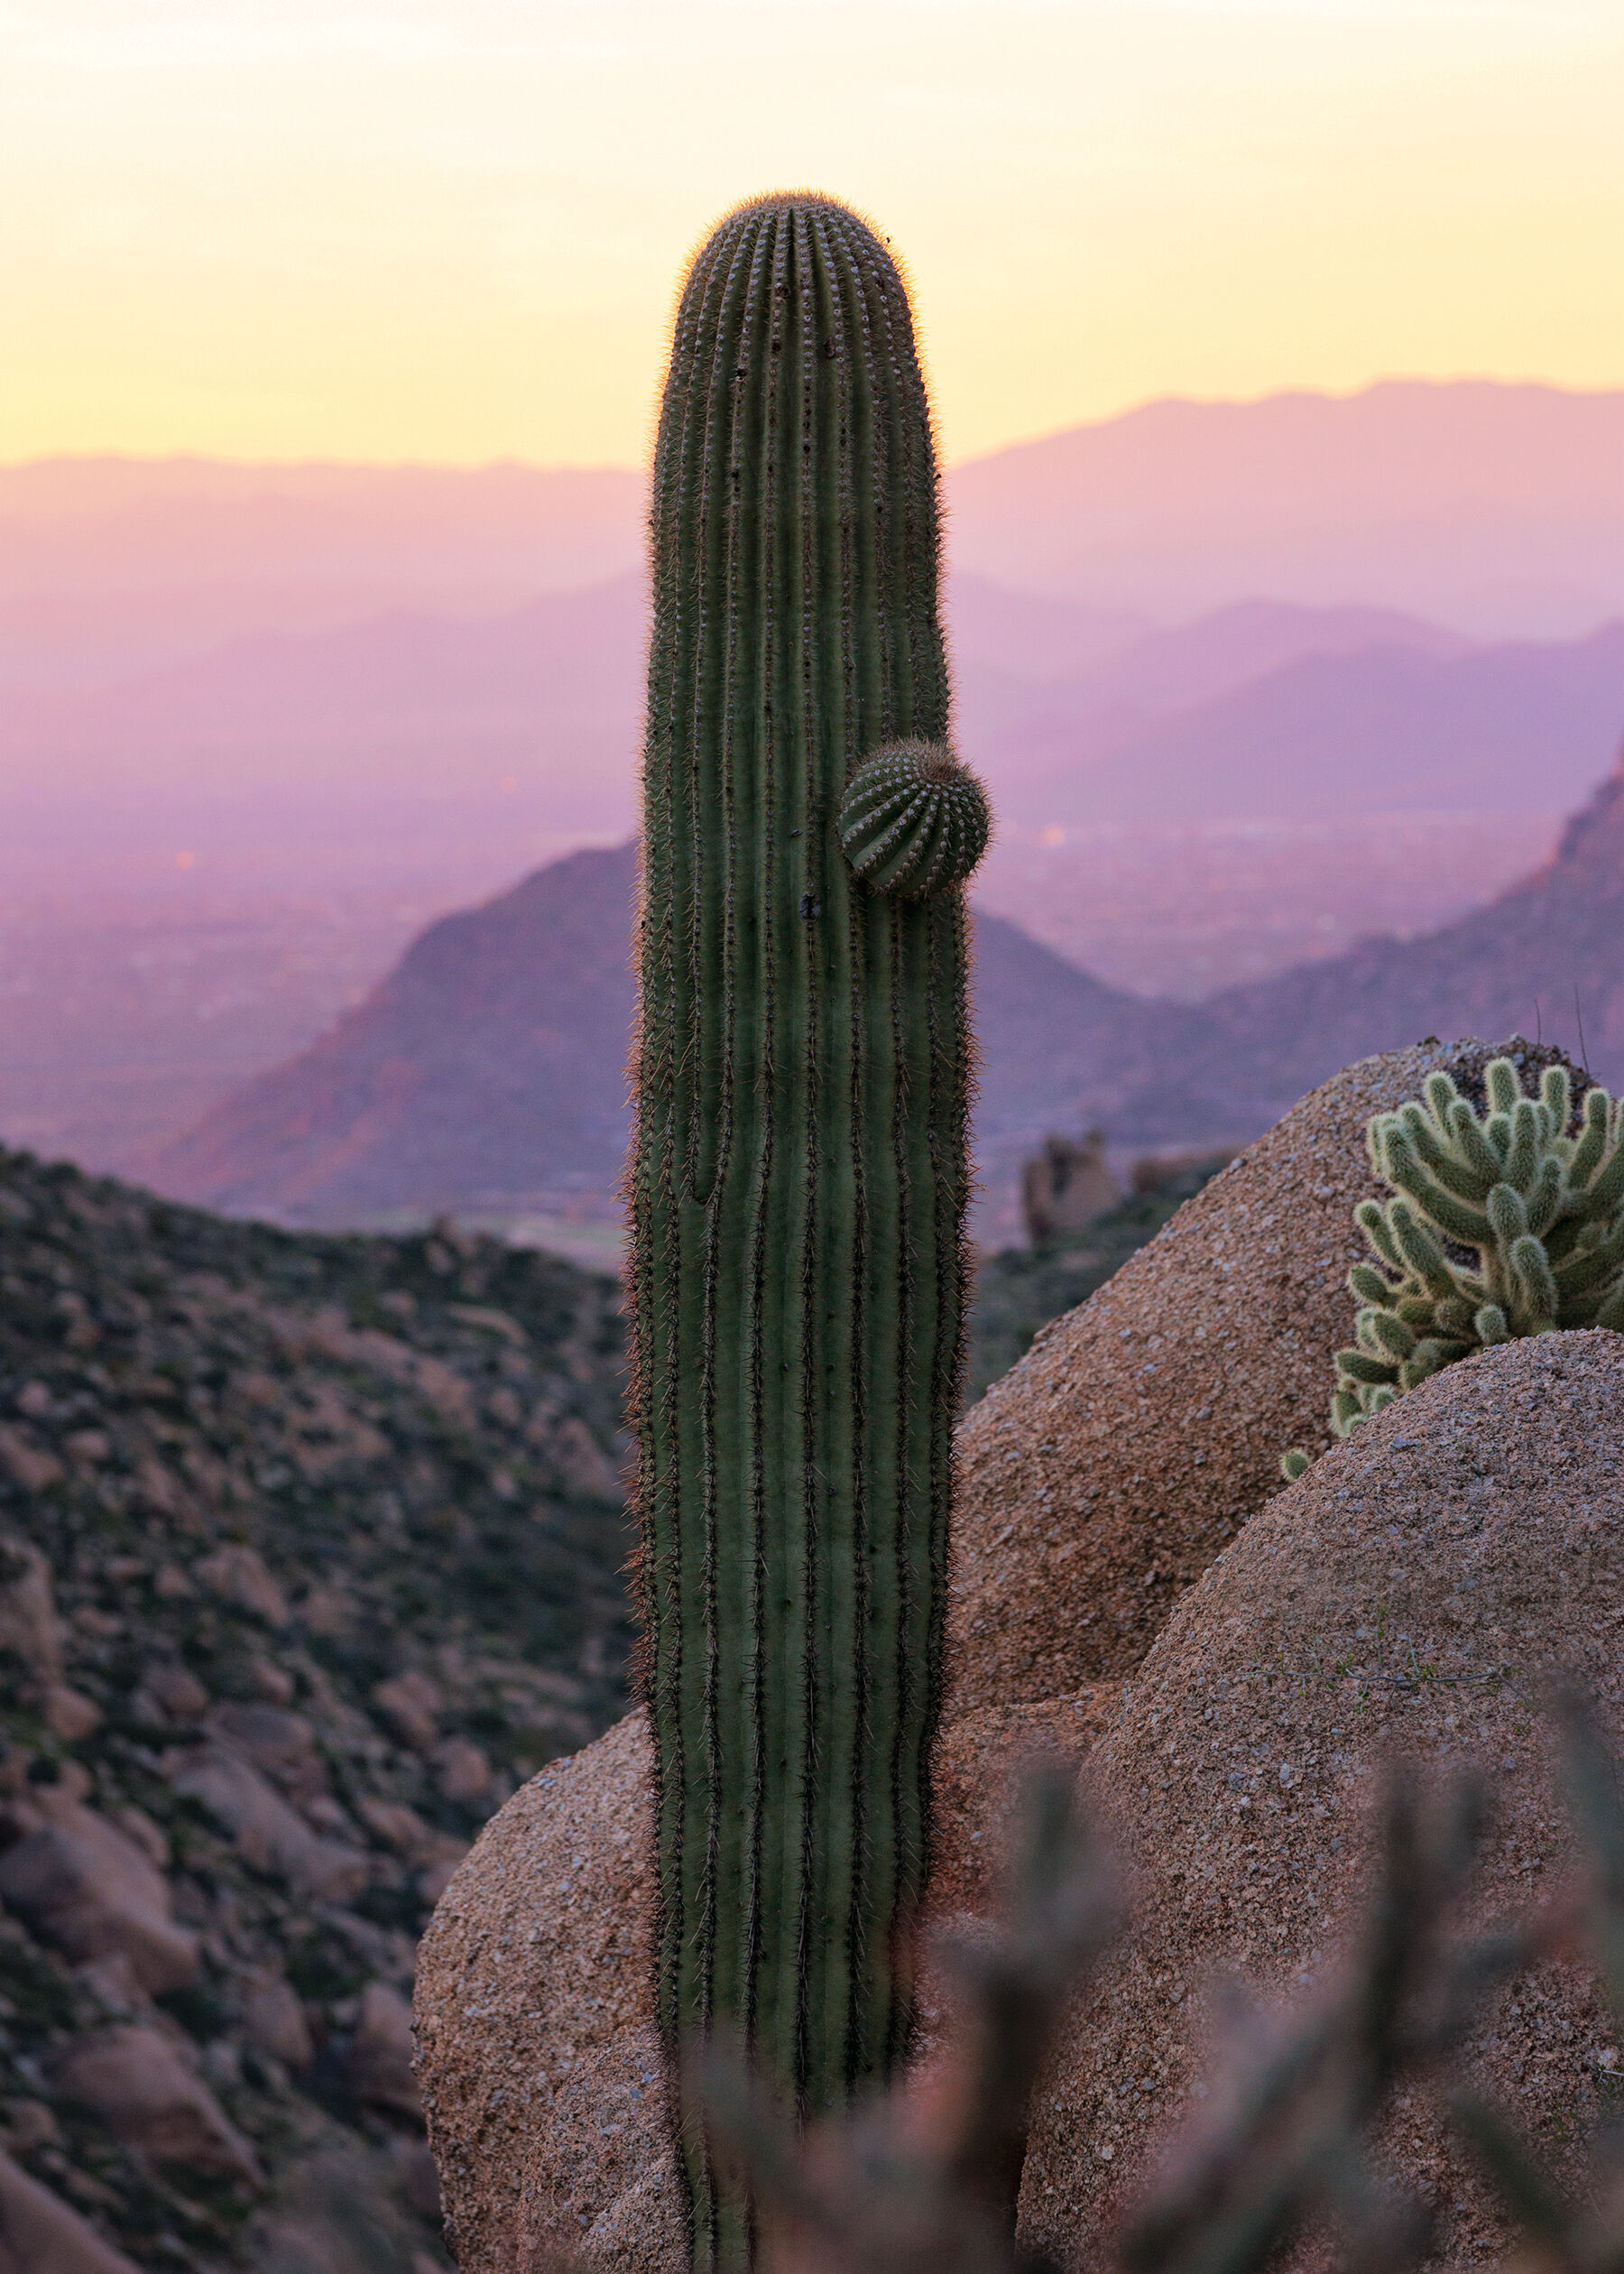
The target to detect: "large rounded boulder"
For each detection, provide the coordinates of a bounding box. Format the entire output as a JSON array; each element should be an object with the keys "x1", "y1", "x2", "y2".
[
  {"x1": 414, "y1": 1687, "x2": 1121, "y2": 2271},
  {"x1": 947, "y1": 1039, "x2": 1573, "y2": 1713},
  {"x1": 1020, "y1": 1330, "x2": 1624, "y2": 2270},
  {"x1": 414, "y1": 1714, "x2": 678, "y2": 2274}
]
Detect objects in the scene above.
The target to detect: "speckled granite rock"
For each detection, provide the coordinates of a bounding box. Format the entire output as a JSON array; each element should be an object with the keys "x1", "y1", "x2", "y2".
[
  {"x1": 415, "y1": 1712, "x2": 678, "y2": 2274},
  {"x1": 946, "y1": 1038, "x2": 1576, "y2": 1714},
  {"x1": 1019, "y1": 1330, "x2": 1624, "y2": 2271},
  {"x1": 414, "y1": 1686, "x2": 1121, "y2": 2271}
]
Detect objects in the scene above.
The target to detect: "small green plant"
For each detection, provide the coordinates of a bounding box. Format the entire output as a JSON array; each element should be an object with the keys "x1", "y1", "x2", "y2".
[{"x1": 1282, "y1": 1058, "x2": 1624, "y2": 1480}]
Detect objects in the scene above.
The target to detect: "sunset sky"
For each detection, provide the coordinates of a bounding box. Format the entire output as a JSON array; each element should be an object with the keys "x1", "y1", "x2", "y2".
[{"x1": 6, "y1": 0, "x2": 1623, "y2": 468}]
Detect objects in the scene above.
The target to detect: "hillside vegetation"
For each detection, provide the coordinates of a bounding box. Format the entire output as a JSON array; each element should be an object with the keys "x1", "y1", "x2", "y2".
[{"x1": 0, "y1": 1145, "x2": 632, "y2": 2269}]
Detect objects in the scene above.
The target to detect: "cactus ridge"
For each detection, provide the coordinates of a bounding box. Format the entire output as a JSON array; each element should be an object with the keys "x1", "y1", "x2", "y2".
[
  {"x1": 1285, "y1": 1056, "x2": 1624, "y2": 1477},
  {"x1": 628, "y1": 191, "x2": 979, "y2": 2270},
  {"x1": 838, "y1": 737, "x2": 991, "y2": 898}
]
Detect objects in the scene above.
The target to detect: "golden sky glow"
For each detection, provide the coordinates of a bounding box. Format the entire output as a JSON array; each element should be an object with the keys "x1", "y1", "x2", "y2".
[{"x1": 5, "y1": 0, "x2": 1623, "y2": 467}]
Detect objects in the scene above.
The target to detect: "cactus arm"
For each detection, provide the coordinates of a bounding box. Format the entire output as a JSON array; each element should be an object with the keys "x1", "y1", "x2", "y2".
[
  {"x1": 1509, "y1": 1236, "x2": 1559, "y2": 1326},
  {"x1": 1525, "y1": 1155, "x2": 1564, "y2": 1239},
  {"x1": 1486, "y1": 1058, "x2": 1520, "y2": 1116},
  {"x1": 1360, "y1": 1308, "x2": 1416, "y2": 1361},
  {"x1": 1388, "y1": 1105, "x2": 1491, "y2": 1202},
  {"x1": 1541, "y1": 1063, "x2": 1573, "y2": 1131},
  {"x1": 1349, "y1": 1261, "x2": 1394, "y2": 1304},
  {"x1": 1386, "y1": 1200, "x2": 1460, "y2": 1299},
  {"x1": 1568, "y1": 1087, "x2": 1611, "y2": 1188},
  {"x1": 1486, "y1": 1182, "x2": 1530, "y2": 1249},
  {"x1": 1444, "y1": 1099, "x2": 1510, "y2": 1192},
  {"x1": 1336, "y1": 1346, "x2": 1401, "y2": 1388},
  {"x1": 1355, "y1": 1197, "x2": 1403, "y2": 1271},
  {"x1": 1504, "y1": 1099, "x2": 1540, "y2": 1192},
  {"x1": 1583, "y1": 1127, "x2": 1624, "y2": 1218},
  {"x1": 1382, "y1": 1133, "x2": 1494, "y2": 1247},
  {"x1": 1552, "y1": 1220, "x2": 1624, "y2": 1297},
  {"x1": 1423, "y1": 1069, "x2": 1461, "y2": 1126}
]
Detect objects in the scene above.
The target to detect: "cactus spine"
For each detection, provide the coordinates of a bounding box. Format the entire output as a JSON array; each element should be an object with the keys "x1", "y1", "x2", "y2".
[{"x1": 628, "y1": 195, "x2": 987, "y2": 2268}]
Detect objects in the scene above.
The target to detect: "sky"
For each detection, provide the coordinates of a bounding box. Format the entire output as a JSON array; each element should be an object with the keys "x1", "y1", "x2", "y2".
[{"x1": 5, "y1": 0, "x2": 1623, "y2": 468}]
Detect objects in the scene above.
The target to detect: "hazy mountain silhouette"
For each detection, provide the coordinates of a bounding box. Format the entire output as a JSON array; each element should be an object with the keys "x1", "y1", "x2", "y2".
[
  {"x1": 963, "y1": 600, "x2": 1486, "y2": 805},
  {"x1": 152, "y1": 742, "x2": 1624, "y2": 1234},
  {"x1": 1020, "y1": 622, "x2": 1624, "y2": 828},
  {"x1": 9, "y1": 380, "x2": 1621, "y2": 690},
  {"x1": 8, "y1": 561, "x2": 1617, "y2": 846},
  {"x1": 1167, "y1": 751, "x2": 1624, "y2": 1122},
  {"x1": 150, "y1": 843, "x2": 1160, "y2": 1226},
  {"x1": 152, "y1": 845, "x2": 643, "y2": 1218},
  {"x1": 946, "y1": 380, "x2": 1624, "y2": 636},
  {"x1": 14, "y1": 568, "x2": 1576, "y2": 871}
]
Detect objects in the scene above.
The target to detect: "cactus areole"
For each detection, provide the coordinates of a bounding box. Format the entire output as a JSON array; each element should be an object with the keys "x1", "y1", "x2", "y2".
[{"x1": 627, "y1": 193, "x2": 988, "y2": 2266}]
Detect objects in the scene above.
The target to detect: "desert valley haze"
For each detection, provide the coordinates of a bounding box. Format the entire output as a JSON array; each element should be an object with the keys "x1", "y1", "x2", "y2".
[{"x1": 4, "y1": 378, "x2": 1624, "y2": 1244}]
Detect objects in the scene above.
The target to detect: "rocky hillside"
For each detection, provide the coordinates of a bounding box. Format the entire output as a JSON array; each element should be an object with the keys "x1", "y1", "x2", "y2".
[
  {"x1": 0, "y1": 1143, "x2": 633, "y2": 2271},
  {"x1": 149, "y1": 844, "x2": 1151, "y2": 1241},
  {"x1": 1179, "y1": 743, "x2": 1624, "y2": 1114}
]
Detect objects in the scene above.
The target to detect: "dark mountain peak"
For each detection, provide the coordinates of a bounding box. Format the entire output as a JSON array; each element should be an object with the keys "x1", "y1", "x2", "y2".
[
  {"x1": 151, "y1": 716, "x2": 1624, "y2": 1253},
  {"x1": 1547, "y1": 746, "x2": 1624, "y2": 881},
  {"x1": 385, "y1": 840, "x2": 639, "y2": 1009},
  {"x1": 150, "y1": 839, "x2": 1162, "y2": 1242}
]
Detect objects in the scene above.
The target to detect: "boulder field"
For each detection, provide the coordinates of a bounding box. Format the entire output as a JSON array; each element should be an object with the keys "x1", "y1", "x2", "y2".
[{"x1": 416, "y1": 1040, "x2": 1610, "y2": 2271}]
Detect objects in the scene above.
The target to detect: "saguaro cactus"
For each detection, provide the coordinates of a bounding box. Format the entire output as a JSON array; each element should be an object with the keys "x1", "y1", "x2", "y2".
[{"x1": 628, "y1": 193, "x2": 989, "y2": 2266}]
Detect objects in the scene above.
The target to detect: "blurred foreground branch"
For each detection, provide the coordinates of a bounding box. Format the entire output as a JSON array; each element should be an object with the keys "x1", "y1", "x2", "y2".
[{"x1": 687, "y1": 1701, "x2": 1624, "y2": 2274}]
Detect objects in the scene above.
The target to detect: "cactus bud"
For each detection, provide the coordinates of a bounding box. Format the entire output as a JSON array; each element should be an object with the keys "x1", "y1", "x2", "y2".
[{"x1": 838, "y1": 739, "x2": 990, "y2": 899}]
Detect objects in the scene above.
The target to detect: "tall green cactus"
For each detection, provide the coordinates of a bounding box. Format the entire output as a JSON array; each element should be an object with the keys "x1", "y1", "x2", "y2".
[{"x1": 628, "y1": 193, "x2": 989, "y2": 2268}]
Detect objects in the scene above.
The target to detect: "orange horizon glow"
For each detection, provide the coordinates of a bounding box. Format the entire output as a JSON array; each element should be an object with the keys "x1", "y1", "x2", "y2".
[{"x1": 6, "y1": 1, "x2": 1624, "y2": 471}]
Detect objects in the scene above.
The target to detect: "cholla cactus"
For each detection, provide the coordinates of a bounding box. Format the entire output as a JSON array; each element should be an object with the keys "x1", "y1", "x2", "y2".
[{"x1": 1282, "y1": 1058, "x2": 1624, "y2": 1481}]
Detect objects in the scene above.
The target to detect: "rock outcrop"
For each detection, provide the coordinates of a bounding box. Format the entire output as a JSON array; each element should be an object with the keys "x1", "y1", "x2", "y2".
[
  {"x1": 54, "y1": 2026, "x2": 264, "y2": 2188},
  {"x1": 0, "y1": 1781, "x2": 200, "y2": 1995},
  {"x1": 947, "y1": 1039, "x2": 1576, "y2": 1715},
  {"x1": 416, "y1": 1688, "x2": 1128, "y2": 2274},
  {"x1": 0, "y1": 2148, "x2": 145, "y2": 2274},
  {"x1": 417, "y1": 1713, "x2": 678, "y2": 2274},
  {"x1": 1019, "y1": 1330, "x2": 1624, "y2": 2269}
]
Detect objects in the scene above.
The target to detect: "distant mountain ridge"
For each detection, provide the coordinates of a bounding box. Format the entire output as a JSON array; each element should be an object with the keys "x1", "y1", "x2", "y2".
[
  {"x1": 7, "y1": 565, "x2": 1619, "y2": 846},
  {"x1": 151, "y1": 741, "x2": 1624, "y2": 1242},
  {"x1": 947, "y1": 380, "x2": 1624, "y2": 636},
  {"x1": 8, "y1": 380, "x2": 1623, "y2": 680},
  {"x1": 152, "y1": 844, "x2": 1154, "y2": 1237},
  {"x1": 1172, "y1": 753, "x2": 1624, "y2": 1120},
  {"x1": 153, "y1": 845, "x2": 643, "y2": 1219},
  {"x1": 1027, "y1": 621, "x2": 1624, "y2": 828}
]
